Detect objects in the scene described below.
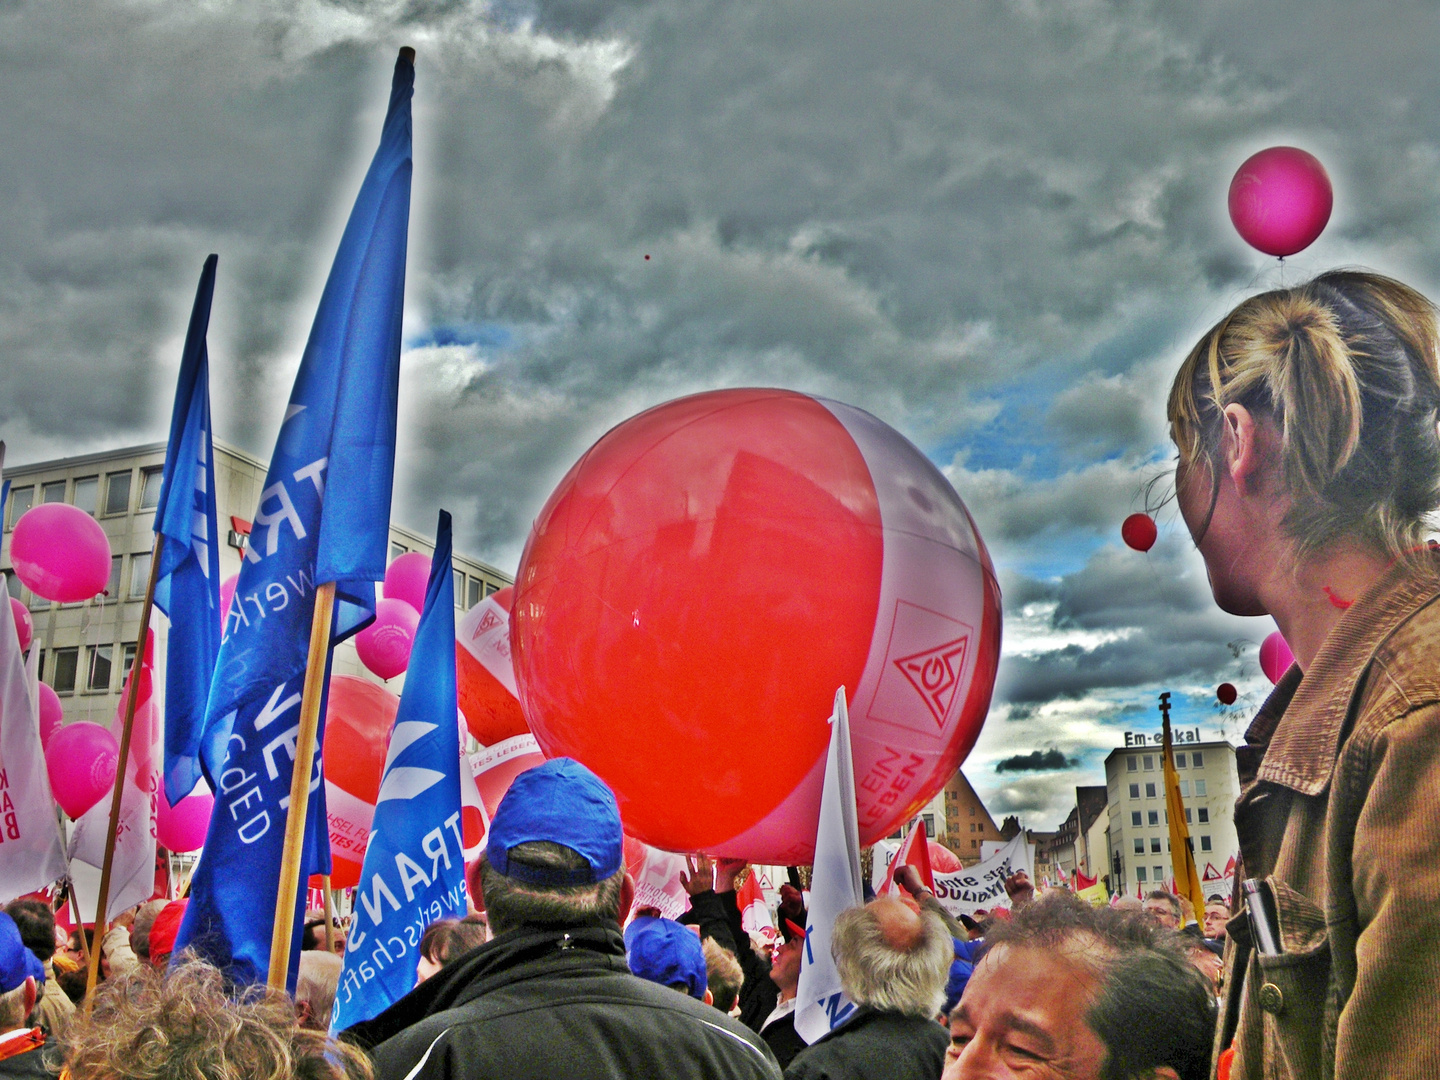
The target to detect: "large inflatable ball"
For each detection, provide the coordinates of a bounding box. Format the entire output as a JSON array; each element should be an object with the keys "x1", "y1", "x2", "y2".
[
  {"x1": 456, "y1": 586, "x2": 529, "y2": 746},
  {"x1": 512, "y1": 388, "x2": 1002, "y2": 863}
]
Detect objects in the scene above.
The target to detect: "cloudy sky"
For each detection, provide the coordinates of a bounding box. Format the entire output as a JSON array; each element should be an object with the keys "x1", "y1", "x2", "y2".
[{"x1": 6, "y1": 0, "x2": 1440, "y2": 829}]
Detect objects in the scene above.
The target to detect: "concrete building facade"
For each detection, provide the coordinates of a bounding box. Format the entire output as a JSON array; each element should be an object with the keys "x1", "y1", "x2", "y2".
[{"x1": 2, "y1": 441, "x2": 511, "y2": 729}]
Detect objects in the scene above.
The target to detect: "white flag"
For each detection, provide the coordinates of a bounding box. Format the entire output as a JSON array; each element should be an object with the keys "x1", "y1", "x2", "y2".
[
  {"x1": 0, "y1": 579, "x2": 67, "y2": 902},
  {"x1": 69, "y1": 636, "x2": 158, "y2": 921},
  {"x1": 794, "y1": 688, "x2": 865, "y2": 1045},
  {"x1": 927, "y1": 831, "x2": 1030, "y2": 918}
]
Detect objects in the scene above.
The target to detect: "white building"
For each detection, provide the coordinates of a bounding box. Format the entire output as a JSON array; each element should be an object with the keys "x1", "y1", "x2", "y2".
[{"x1": 1102, "y1": 731, "x2": 1240, "y2": 898}]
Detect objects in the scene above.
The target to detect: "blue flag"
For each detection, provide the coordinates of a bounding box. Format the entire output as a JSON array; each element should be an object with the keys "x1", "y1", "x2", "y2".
[
  {"x1": 331, "y1": 510, "x2": 466, "y2": 1032},
  {"x1": 176, "y1": 50, "x2": 414, "y2": 989},
  {"x1": 152, "y1": 253, "x2": 223, "y2": 808}
]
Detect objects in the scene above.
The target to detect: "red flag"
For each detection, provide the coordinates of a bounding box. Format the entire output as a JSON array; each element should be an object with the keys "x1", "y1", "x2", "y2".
[
  {"x1": 878, "y1": 819, "x2": 936, "y2": 897},
  {"x1": 1075, "y1": 868, "x2": 1097, "y2": 890},
  {"x1": 736, "y1": 870, "x2": 775, "y2": 943},
  {"x1": 1224, "y1": 855, "x2": 1237, "y2": 877}
]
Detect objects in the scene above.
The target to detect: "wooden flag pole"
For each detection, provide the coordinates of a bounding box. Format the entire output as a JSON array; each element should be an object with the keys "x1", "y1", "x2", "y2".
[
  {"x1": 321, "y1": 874, "x2": 336, "y2": 953},
  {"x1": 267, "y1": 580, "x2": 336, "y2": 989},
  {"x1": 65, "y1": 884, "x2": 90, "y2": 968},
  {"x1": 83, "y1": 531, "x2": 162, "y2": 1012}
]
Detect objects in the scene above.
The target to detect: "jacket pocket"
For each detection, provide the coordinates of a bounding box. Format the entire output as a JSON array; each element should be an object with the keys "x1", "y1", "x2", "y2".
[{"x1": 1252, "y1": 878, "x2": 1330, "y2": 1080}]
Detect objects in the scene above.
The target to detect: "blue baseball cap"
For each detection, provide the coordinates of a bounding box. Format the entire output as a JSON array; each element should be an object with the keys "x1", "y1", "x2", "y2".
[
  {"x1": 624, "y1": 916, "x2": 708, "y2": 1000},
  {"x1": 486, "y1": 758, "x2": 624, "y2": 887},
  {"x1": 0, "y1": 913, "x2": 44, "y2": 994}
]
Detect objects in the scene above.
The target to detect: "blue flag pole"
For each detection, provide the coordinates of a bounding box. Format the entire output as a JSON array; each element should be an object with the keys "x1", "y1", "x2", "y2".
[{"x1": 174, "y1": 46, "x2": 414, "y2": 992}]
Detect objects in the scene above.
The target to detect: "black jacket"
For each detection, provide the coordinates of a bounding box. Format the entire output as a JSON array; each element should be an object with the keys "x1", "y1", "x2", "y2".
[
  {"x1": 679, "y1": 888, "x2": 780, "y2": 1031},
  {"x1": 783, "y1": 1007, "x2": 949, "y2": 1080},
  {"x1": 354, "y1": 923, "x2": 782, "y2": 1080}
]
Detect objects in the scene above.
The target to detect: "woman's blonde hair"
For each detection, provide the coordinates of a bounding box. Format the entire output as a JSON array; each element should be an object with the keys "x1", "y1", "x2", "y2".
[
  {"x1": 63, "y1": 957, "x2": 371, "y2": 1080},
  {"x1": 1168, "y1": 270, "x2": 1440, "y2": 560}
]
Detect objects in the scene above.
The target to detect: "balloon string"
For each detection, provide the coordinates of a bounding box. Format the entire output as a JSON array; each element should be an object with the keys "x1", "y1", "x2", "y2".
[{"x1": 1278, "y1": 256, "x2": 1285, "y2": 288}]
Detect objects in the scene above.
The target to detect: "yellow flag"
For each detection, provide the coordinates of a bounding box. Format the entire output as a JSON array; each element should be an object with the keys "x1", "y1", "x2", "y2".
[{"x1": 1161, "y1": 701, "x2": 1205, "y2": 926}]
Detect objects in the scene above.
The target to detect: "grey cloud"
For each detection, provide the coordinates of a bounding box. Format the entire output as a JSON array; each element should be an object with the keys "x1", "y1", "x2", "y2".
[{"x1": 994, "y1": 748, "x2": 1076, "y2": 773}]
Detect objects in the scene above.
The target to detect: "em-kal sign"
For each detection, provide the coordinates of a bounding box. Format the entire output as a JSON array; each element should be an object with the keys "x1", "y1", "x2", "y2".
[{"x1": 1124, "y1": 728, "x2": 1202, "y2": 747}]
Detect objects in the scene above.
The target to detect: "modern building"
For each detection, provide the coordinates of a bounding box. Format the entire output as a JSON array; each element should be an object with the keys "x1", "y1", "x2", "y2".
[
  {"x1": 1045, "y1": 786, "x2": 1108, "y2": 879},
  {"x1": 2, "y1": 441, "x2": 512, "y2": 730},
  {"x1": 1102, "y1": 735, "x2": 1240, "y2": 898}
]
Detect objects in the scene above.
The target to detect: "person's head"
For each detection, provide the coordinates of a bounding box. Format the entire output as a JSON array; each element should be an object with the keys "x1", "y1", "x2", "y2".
[
  {"x1": 0, "y1": 913, "x2": 42, "y2": 1035},
  {"x1": 1143, "y1": 891, "x2": 1183, "y2": 930},
  {"x1": 1185, "y1": 942, "x2": 1223, "y2": 999},
  {"x1": 4, "y1": 900, "x2": 57, "y2": 964},
  {"x1": 295, "y1": 950, "x2": 343, "y2": 1031},
  {"x1": 1203, "y1": 901, "x2": 1230, "y2": 941},
  {"x1": 830, "y1": 897, "x2": 952, "y2": 1020},
  {"x1": 147, "y1": 900, "x2": 188, "y2": 971},
  {"x1": 474, "y1": 758, "x2": 629, "y2": 936},
  {"x1": 129, "y1": 899, "x2": 169, "y2": 965},
  {"x1": 944, "y1": 892, "x2": 1214, "y2": 1080},
  {"x1": 1168, "y1": 271, "x2": 1440, "y2": 612},
  {"x1": 64, "y1": 959, "x2": 370, "y2": 1080},
  {"x1": 769, "y1": 920, "x2": 806, "y2": 997},
  {"x1": 415, "y1": 918, "x2": 487, "y2": 983},
  {"x1": 702, "y1": 938, "x2": 743, "y2": 1014},
  {"x1": 624, "y1": 916, "x2": 710, "y2": 1002}
]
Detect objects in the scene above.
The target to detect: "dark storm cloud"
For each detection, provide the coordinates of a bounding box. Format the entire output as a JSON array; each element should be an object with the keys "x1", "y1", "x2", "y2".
[{"x1": 994, "y1": 748, "x2": 1076, "y2": 773}]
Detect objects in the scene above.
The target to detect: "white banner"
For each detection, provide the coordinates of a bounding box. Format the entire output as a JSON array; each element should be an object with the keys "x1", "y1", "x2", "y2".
[
  {"x1": 0, "y1": 580, "x2": 68, "y2": 902},
  {"x1": 928, "y1": 832, "x2": 1030, "y2": 918},
  {"x1": 795, "y1": 689, "x2": 865, "y2": 1045}
]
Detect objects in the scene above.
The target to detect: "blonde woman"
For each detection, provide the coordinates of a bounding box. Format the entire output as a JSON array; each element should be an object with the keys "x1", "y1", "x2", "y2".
[{"x1": 1167, "y1": 270, "x2": 1440, "y2": 1080}]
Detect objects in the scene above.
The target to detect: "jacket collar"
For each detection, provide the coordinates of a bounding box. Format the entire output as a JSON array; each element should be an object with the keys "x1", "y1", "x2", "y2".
[{"x1": 1248, "y1": 550, "x2": 1440, "y2": 796}]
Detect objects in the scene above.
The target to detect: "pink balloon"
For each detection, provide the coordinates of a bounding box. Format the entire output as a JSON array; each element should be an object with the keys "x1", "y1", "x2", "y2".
[
  {"x1": 355, "y1": 598, "x2": 420, "y2": 680},
  {"x1": 156, "y1": 788, "x2": 214, "y2": 852},
  {"x1": 36, "y1": 683, "x2": 63, "y2": 750},
  {"x1": 1259, "y1": 631, "x2": 1295, "y2": 684},
  {"x1": 383, "y1": 552, "x2": 431, "y2": 612},
  {"x1": 219, "y1": 574, "x2": 239, "y2": 632},
  {"x1": 45, "y1": 721, "x2": 119, "y2": 819},
  {"x1": 1228, "y1": 147, "x2": 1333, "y2": 258},
  {"x1": 10, "y1": 598, "x2": 31, "y2": 652},
  {"x1": 10, "y1": 504, "x2": 112, "y2": 603}
]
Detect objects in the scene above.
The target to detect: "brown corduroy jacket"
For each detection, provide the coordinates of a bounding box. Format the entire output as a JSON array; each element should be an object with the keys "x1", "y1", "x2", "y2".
[{"x1": 1216, "y1": 550, "x2": 1440, "y2": 1080}]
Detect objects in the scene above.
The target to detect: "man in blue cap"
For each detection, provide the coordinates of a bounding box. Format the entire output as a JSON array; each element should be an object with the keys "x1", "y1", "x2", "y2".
[
  {"x1": 355, "y1": 758, "x2": 781, "y2": 1079},
  {"x1": 0, "y1": 912, "x2": 49, "y2": 1078},
  {"x1": 625, "y1": 916, "x2": 710, "y2": 1002}
]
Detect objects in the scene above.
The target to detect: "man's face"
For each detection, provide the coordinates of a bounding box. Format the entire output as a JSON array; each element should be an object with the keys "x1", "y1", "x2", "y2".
[
  {"x1": 1204, "y1": 904, "x2": 1229, "y2": 940},
  {"x1": 943, "y1": 943, "x2": 1107, "y2": 1080},
  {"x1": 1142, "y1": 899, "x2": 1179, "y2": 929},
  {"x1": 769, "y1": 935, "x2": 803, "y2": 993}
]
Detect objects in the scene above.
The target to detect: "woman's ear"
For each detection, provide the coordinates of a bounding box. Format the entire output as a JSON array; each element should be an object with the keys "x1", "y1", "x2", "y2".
[{"x1": 1221, "y1": 404, "x2": 1263, "y2": 497}]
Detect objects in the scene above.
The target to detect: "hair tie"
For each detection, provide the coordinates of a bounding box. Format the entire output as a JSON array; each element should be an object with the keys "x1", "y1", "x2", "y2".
[{"x1": 1322, "y1": 586, "x2": 1353, "y2": 610}]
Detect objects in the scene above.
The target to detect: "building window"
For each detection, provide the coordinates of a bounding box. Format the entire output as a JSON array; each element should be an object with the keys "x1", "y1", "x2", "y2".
[
  {"x1": 1194, "y1": 779, "x2": 1207, "y2": 796},
  {"x1": 1200, "y1": 835, "x2": 1212, "y2": 851},
  {"x1": 1175, "y1": 752, "x2": 1187, "y2": 769},
  {"x1": 1145, "y1": 783, "x2": 1157, "y2": 798},
  {"x1": 52, "y1": 648, "x2": 79, "y2": 694},
  {"x1": 139, "y1": 468, "x2": 163, "y2": 511},
  {"x1": 969, "y1": 806, "x2": 975, "y2": 816},
  {"x1": 1128, "y1": 783, "x2": 1140, "y2": 799},
  {"x1": 41, "y1": 480, "x2": 66, "y2": 504},
  {"x1": 1133, "y1": 838, "x2": 1144, "y2": 855},
  {"x1": 7, "y1": 486, "x2": 34, "y2": 528},
  {"x1": 452, "y1": 569, "x2": 465, "y2": 608},
  {"x1": 1150, "y1": 837, "x2": 1161, "y2": 854},
  {"x1": 72, "y1": 476, "x2": 99, "y2": 515},
  {"x1": 105, "y1": 556, "x2": 122, "y2": 600},
  {"x1": 922, "y1": 814, "x2": 935, "y2": 834},
  {"x1": 1198, "y1": 808, "x2": 1209, "y2": 824},
  {"x1": 121, "y1": 642, "x2": 137, "y2": 682},
  {"x1": 1179, "y1": 780, "x2": 1190, "y2": 797},
  {"x1": 468, "y1": 577, "x2": 482, "y2": 608},
  {"x1": 1136, "y1": 866, "x2": 1148, "y2": 882},
  {"x1": 389, "y1": 541, "x2": 406, "y2": 562},
  {"x1": 1130, "y1": 811, "x2": 1141, "y2": 827},
  {"x1": 1191, "y1": 751, "x2": 1205, "y2": 768},
  {"x1": 129, "y1": 553, "x2": 152, "y2": 599},
  {"x1": 3, "y1": 570, "x2": 23, "y2": 607},
  {"x1": 1143, "y1": 755, "x2": 1154, "y2": 771},
  {"x1": 1154, "y1": 866, "x2": 1164, "y2": 880},
  {"x1": 87, "y1": 645, "x2": 113, "y2": 692},
  {"x1": 1185, "y1": 808, "x2": 1192, "y2": 824},
  {"x1": 1147, "y1": 810, "x2": 1159, "y2": 826},
  {"x1": 105, "y1": 472, "x2": 132, "y2": 516},
  {"x1": 1126, "y1": 756, "x2": 1138, "y2": 772},
  {"x1": 971, "y1": 839, "x2": 977, "y2": 849}
]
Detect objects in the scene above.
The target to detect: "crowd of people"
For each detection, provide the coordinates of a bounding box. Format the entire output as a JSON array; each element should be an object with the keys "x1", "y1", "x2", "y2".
[{"x1": 2, "y1": 267, "x2": 1439, "y2": 1079}]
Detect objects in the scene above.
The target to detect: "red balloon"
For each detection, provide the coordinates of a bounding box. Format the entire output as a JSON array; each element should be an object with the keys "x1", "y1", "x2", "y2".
[
  {"x1": 928, "y1": 840, "x2": 962, "y2": 873},
  {"x1": 46, "y1": 721, "x2": 119, "y2": 819},
  {"x1": 1228, "y1": 147, "x2": 1333, "y2": 258},
  {"x1": 10, "y1": 598, "x2": 31, "y2": 653},
  {"x1": 156, "y1": 788, "x2": 214, "y2": 852},
  {"x1": 1121, "y1": 513, "x2": 1157, "y2": 552},
  {"x1": 355, "y1": 598, "x2": 420, "y2": 680},
  {"x1": 1216, "y1": 682, "x2": 1238, "y2": 706},
  {"x1": 322, "y1": 675, "x2": 400, "y2": 888},
  {"x1": 457, "y1": 586, "x2": 528, "y2": 746},
  {"x1": 384, "y1": 552, "x2": 432, "y2": 612},
  {"x1": 1259, "y1": 631, "x2": 1295, "y2": 685},
  {"x1": 513, "y1": 388, "x2": 1002, "y2": 864},
  {"x1": 36, "y1": 683, "x2": 62, "y2": 749},
  {"x1": 10, "y1": 504, "x2": 112, "y2": 603}
]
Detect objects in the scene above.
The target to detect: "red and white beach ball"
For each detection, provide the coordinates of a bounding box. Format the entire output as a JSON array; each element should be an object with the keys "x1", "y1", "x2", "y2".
[{"x1": 512, "y1": 388, "x2": 1002, "y2": 864}]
